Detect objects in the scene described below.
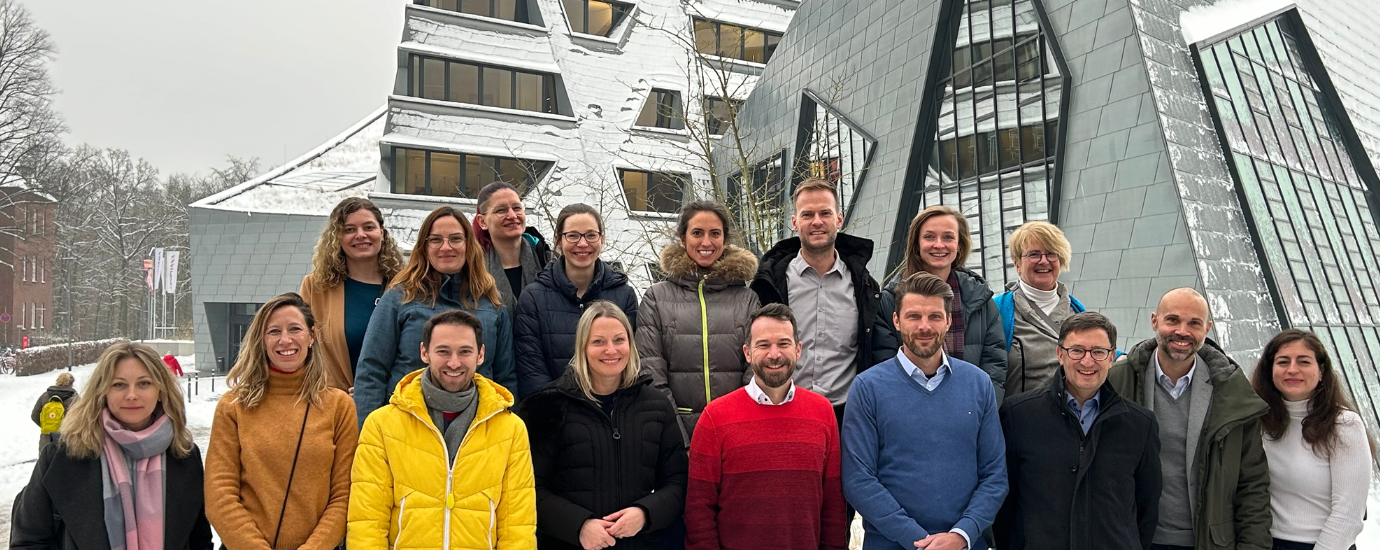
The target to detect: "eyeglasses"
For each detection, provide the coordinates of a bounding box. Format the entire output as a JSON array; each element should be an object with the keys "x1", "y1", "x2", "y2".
[
  {"x1": 426, "y1": 235, "x2": 466, "y2": 248},
  {"x1": 1022, "y1": 251, "x2": 1059, "y2": 263},
  {"x1": 562, "y1": 231, "x2": 603, "y2": 244},
  {"x1": 1059, "y1": 345, "x2": 1114, "y2": 362}
]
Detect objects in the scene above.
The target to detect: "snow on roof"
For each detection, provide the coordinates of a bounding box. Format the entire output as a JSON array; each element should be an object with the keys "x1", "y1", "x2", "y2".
[
  {"x1": 191, "y1": 105, "x2": 386, "y2": 216},
  {"x1": 1179, "y1": 0, "x2": 1296, "y2": 45},
  {"x1": 0, "y1": 176, "x2": 55, "y2": 202}
]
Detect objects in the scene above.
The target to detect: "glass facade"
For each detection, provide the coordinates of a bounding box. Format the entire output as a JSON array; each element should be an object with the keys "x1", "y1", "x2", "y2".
[
  {"x1": 563, "y1": 0, "x2": 630, "y2": 36},
  {"x1": 692, "y1": 18, "x2": 783, "y2": 64},
  {"x1": 620, "y1": 169, "x2": 686, "y2": 213},
  {"x1": 636, "y1": 89, "x2": 684, "y2": 130},
  {"x1": 415, "y1": 0, "x2": 532, "y2": 24},
  {"x1": 392, "y1": 147, "x2": 552, "y2": 197},
  {"x1": 1196, "y1": 14, "x2": 1380, "y2": 430},
  {"x1": 408, "y1": 54, "x2": 559, "y2": 114},
  {"x1": 726, "y1": 151, "x2": 788, "y2": 251},
  {"x1": 918, "y1": 0, "x2": 1064, "y2": 290},
  {"x1": 793, "y1": 91, "x2": 876, "y2": 222}
]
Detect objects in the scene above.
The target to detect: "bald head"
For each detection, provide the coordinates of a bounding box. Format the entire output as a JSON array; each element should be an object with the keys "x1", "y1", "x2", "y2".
[
  {"x1": 1157, "y1": 288, "x2": 1210, "y2": 320},
  {"x1": 1152, "y1": 287, "x2": 1213, "y2": 365}
]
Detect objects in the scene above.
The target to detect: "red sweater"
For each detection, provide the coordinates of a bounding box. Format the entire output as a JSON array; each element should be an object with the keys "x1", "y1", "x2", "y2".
[{"x1": 685, "y1": 387, "x2": 847, "y2": 550}]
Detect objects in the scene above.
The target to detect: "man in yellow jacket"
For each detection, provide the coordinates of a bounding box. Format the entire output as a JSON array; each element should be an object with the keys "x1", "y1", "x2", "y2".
[{"x1": 348, "y1": 309, "x2": 536, "y2": 549}]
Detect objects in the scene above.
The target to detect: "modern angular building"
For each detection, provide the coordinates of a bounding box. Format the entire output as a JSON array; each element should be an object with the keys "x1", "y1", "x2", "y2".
[
  {"x1": 188, "y1": 0, "x2": 797, "y2": 374},
  {"x1": 717, "y1": 0, "x2": 1380, "y2": 433}
]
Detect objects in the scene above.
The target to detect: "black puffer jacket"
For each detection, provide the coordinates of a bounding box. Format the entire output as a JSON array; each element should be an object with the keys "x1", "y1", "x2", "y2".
[
  {"x1": 515, "y1": 259, "x2": 639, "y2": 399},
  {"x1": 517, "y1": 371, "x2": 688, "y2": 550},
  {"x1": 878, "y1": 267, "x2": 1008, "y2": 400}
]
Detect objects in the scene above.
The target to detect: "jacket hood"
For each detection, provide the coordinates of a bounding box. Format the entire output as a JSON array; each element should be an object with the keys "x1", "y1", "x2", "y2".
[
  {"x1": 659, "y1": 243, "x2": 758, "y2": 288},
  {"x1": 1118, "y1": 336, "x2": 1267, "y2": 430},
  {"x1": 389, "y1": 368, "x2": 514, "y2": 431},
  {"x1": 45, "y1": 386, "x2": 76, "y2": 396},
  {"x1": 534, "y1": 258, "x2": 628, "y2": 302}
]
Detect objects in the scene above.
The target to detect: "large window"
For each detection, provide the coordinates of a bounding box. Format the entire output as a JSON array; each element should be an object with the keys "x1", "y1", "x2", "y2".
[
  {"x1": 635, "y1": 89, "x2": 684, "y2": 130},
  {"x1": 414, "y1": 0, "x2": 532, "y2": 24},
  {"x1": 1194, "y1": 12, "x2": 1380, "y2": 439},
  {"x1": 563, "y1": 0, "x2": 630, "y2": 36},
  {"x1": 793, "y1": 91, "x2": 876, "y2": 222},
  {"x1": 392, "y1": 147, "x2": 552, "y2": 197},
  {"x1": 908, "y1": 0, "x2": 1066, "y2": 290},
  {"x1": 726, "y1": 152, "x2": 789, "y2": 251},
  {"x1": 620, "y1": 170, "x2": 685, "y2": 213},
  {"x1": 704, "y1": 96, "x2": 741, "y2": 135},
  {"x1": 692, "y1": 18, "x2": 782, "y2": 64},
  {"x1": 407, "y1": 54, "x2": 558, "y2": 114}
]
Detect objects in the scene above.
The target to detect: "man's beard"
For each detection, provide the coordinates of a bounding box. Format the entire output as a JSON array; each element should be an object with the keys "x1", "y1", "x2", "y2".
[
  {"x1": 753, "y1": 357, "x2": 796, "y2": 389},
  {"x1": 799, "y1": 229, "x2": 837, "y2": 254},
  {"x1": 903, "y1": 330, "x2": 945, "y2": 360},
  {"x1": 1156, "y1": 333, "x2": 1202, "y2": 362}
]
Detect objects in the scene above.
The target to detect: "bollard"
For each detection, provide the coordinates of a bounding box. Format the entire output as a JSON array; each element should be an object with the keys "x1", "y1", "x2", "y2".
[
  {"x1": 186, "y1": 376, "x2": 192, "y2": 402},
  {"x1": 211, "y1": 375, "x2": 215, "y2": 393}
]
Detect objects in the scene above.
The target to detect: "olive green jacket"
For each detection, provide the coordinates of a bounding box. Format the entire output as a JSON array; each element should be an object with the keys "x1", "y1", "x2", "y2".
[{"x1": 1106, "y1": 337, "x2": 1271, "y2": 550}]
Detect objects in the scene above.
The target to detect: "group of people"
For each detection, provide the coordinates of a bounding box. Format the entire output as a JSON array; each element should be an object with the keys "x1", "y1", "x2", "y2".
[{"x1": 9, "y1": 177, "x2": 1375, "y2": 550}]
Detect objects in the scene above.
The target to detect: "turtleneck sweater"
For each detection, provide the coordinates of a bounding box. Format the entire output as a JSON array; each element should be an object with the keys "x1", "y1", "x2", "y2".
[
  {"x1": 1263, "y1": 398, "x2": 1371, "y2": 549},
  {"x1": 205, "y1": 367, "x2": 359, "y2": 550},
  {"x1": 1018, "y1": 280, "x2": 1059, "y2": 315}
]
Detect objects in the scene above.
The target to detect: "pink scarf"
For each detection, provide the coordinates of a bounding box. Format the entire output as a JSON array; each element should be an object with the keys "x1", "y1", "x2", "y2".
[{"x1": 100, "y1": 409, "x2": 170, "y2": 550}]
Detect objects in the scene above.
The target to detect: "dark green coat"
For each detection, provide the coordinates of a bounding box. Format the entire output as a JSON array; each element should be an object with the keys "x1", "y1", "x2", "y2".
[{"x1": 1106, "y1": 338, "x2": 1271, "y2": 550}]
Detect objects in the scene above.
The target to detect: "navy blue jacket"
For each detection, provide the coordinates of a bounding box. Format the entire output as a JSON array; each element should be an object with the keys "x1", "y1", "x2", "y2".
[{"x1": 515, "y1": 259, "x2": 638, "y2": 399}]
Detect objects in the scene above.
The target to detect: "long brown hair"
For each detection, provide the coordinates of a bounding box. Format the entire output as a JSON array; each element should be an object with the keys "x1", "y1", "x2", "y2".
[
  {"x1": 226, "y1": 293, "x2": 330, "y2": 408},
  {"x1": 390, "y1": 206, "x2": 502, "y2": 308},
  {"x1": 901, "y1": 205, "x2": 972, "y2": 278},
  {"x1": 309, "y1": 197, "x2": 403, "y2": 289},
  {"x1": 61, "y1": 342, "x2": 194, "y2": 460},
  {"x1": 1251, "y1": 329, "x2": 1377, "y2": 460}
]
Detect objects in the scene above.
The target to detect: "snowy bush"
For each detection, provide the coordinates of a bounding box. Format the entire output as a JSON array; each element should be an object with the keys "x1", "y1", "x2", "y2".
[{"x1": 14, "y1": 338, "x2": 130, "y2": 376}]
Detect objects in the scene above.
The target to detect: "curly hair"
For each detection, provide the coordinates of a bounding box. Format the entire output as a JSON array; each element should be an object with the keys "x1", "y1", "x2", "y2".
[
  {"x1": 309, "y1": 197, "x2": 403, "y2": 289},
  {"x1": 61, "y1": 342, "x2": 194, "y2": 460}
]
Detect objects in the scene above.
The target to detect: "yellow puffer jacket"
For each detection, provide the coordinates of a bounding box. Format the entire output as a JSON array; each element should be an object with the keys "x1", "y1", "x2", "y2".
[{"x1": 348, "y1": 370, "x2": 536, "y2": 550}]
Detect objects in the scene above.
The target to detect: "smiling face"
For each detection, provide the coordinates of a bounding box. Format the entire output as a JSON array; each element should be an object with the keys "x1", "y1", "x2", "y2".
[
  {"x1": 682, "y1": 211, "x2": 726, "y2": 268},
  {"x1": 264, "y1": 305, "x2": 314, "y2": 373},
  {"x1": 340, "y1": 208, "x2": 384, "y2": 264},
  {"x1": 106, "y1": 357, "x2": 160, "y2": 431},
  {"x1": 1059, "y1": 328, "x2": 1114, "y2": 401},
  {"x1": 425, "y1": 215, "x2": 468, "y2": 274},
  {"x1": 1272, "y1": 340, "x2": 1321, "y2": 402},
  {"x1": 421, "y1": 323, "x2": 485, "y2": 392},
  {"x1": 917, "y1": 214, "x2": 961, "y2": 275},
  {"x1": 791, "y1": 189, "x2": 842, "y2": 254},
  {"x1": 1014, "y1": 237, "x2": 1061, "y2": 291},
  {"x1": 1151, "y1": 290, "x2": 1213, "y2": 364},
  {"x1": 585, "y1": 316, "x2": 631, "y2": 384},
  {"x1": 559, "y1": 213, "x2": 603, "y2": 271},
  {"x1": 894, "y1": 293, "x2": 950, "y2": 361},
  {"x1": 478, "y1": 188, "x2": 527, "y2": 241},
  {"x1": 744, "y1": 316, "x2": 801, "y2": 389}
]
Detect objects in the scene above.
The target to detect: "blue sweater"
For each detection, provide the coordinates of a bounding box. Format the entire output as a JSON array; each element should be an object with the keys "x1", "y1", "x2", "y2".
[{"x1": 842, "y1": 356, "x2": 1007, "y2": 550}]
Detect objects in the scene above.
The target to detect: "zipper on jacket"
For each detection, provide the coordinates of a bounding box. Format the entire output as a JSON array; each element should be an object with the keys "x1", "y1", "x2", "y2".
[
  {"x1": 698, "y1": 278, "x2": 712, "y2": 406},
  {"x1": 404, "y1": 403, "x2": 504, "y2": 550},
  {"x1": 394, "y1": 495, "x2": 407, "y2": 550}
]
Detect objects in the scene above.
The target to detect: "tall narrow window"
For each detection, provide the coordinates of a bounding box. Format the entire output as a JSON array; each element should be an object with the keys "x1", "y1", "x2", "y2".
[
  {"x1": 619, "y1": 170, "x2": 686, "y2": 213},
  {"x1": 20, "y1": 256, "x2": 26, "y2": 282},
  {"x1": 911, "y1": 0, "x2": 1067, "y2": 290},
  {"x1": 792, "y1": 91, "x2": 877, "y2": 222},
  {"x1": 391, "y1": 147, "x2": 552, "y2": 197},
  {"x1": 408, "y1": 54, "x2": 560, "y2": 114},
  {"x1": 635, "y1": 89, "x2": 684, "y2": 130},
  {"x1": 562, "y1": 0, "x2": 631, "y2": 36},
  {"x1": 691, "y1": 18, "x2": 784, "y2": 64},
  {"x1": 1194, "y1": 11, "x2": 1380, "y2": 439},
  {"x1": 414, "y1": 0, "x2": 532, "y2": 24}
]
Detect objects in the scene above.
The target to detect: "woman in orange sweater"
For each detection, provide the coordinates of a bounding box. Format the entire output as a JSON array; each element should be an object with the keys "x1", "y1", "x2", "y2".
[
  {"x1": 299, "y1": 197, "x2": 403, "y2": 392},
  {"x1": 205, "y1": 292, "x2": 358, "y2": 550}
]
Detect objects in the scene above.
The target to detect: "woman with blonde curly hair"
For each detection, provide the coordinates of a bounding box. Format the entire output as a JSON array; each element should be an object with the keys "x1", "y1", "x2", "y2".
[
  {"x1": 205, "y1": 293, "x2": 358, "y2": 550},
  {"x1": 11, "y1": 342, "x2": 212, "y2": 550},
  {"x1": 300, "y1": 197, "x2": 403, "y2": 392}
]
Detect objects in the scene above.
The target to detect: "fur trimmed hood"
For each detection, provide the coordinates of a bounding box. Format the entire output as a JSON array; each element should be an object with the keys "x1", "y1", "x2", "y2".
[{"x1": 659, "y1": 242, "x2": 758, "y2": 287}]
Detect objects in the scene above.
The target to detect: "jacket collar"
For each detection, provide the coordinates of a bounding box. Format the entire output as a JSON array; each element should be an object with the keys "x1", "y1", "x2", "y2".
[
  {"x1": 659, "y1": 243, "x2": 757, "y2": 290},
  {"x1": 391, "y1": 368, "x2": 514, "y2": 433},
  {"x1": 44, "y1": 443, "x2": 206, "y2": 550},
  {"x1": 549, "y1": 369, "x2": 653, "y2": 401},
  {"x1": 535, "y1": 258, "x2": 627, "y2": 302}
]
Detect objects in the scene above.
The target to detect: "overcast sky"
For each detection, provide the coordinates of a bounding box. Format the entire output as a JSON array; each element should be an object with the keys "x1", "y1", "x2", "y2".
[{"x1": 24, "y1": 0, "x2": 408, "y2": 177}]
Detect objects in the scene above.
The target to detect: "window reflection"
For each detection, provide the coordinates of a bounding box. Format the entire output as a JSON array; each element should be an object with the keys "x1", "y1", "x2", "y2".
[
  {"x1": 391, "y1": 147, "x2": 552, "y2": 197},
  {"x1": 407, "y1": 54, "x2": 557, "y2": 114},
  {"x1": 620, "y1": 170, "x2": 685, "y2": 213},
  {"x1": 691, "y1": 18, "x2": 783, "y2": 64}
]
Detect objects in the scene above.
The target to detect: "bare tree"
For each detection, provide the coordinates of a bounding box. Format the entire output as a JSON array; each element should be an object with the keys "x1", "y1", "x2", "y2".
[{"x1": 0, "y1": 0, "x2": 63, "y2": 267}]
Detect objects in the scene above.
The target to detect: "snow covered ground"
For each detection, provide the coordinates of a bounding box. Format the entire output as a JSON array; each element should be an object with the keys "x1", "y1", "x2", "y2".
[{"x1": 2, "y1": 361, "x2": 1380, "y2": 548}]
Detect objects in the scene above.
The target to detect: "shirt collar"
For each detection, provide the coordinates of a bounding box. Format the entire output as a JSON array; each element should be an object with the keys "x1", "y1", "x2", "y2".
[
  {"x1": 895, "y1": 347, "x2": 951, "y2": 381},
  {"x1": 1067, "y1": 390, "x2": 1101, "y2": 412},
  {"x1": 789, "y1": 249, "x2": 846, "y2": 277},
  {"x1": 1152, "y1": 347, "x2": 1200, "y2": 391},
  {"x1": 746, "y1": 376, "x2": 796, "y2": 405}
]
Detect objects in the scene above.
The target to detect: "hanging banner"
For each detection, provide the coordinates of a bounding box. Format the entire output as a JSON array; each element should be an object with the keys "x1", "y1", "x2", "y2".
[
  {"x1": 153, "y1": 247, "x2": 166, "y2": 292},
  {"x1": 143, "y1": 259, "x2": 154, "y2": 290},
  {"x1": 164, "y1": 251, "x2": 180, "y2": 294}
]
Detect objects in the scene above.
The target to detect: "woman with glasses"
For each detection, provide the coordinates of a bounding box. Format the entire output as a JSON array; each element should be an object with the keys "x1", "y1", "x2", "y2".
[
  {"x1": 515, "y1": 203, "x2": 638, "y2": 400},
  {"x1": 353, "y1": 206, "x2": 516, "y2": 424},
  {"x1": 993, "y1": 221, "x2": 1091, "y2": 397}
]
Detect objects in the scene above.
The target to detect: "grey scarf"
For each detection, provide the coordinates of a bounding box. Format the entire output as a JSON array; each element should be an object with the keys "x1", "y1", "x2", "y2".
[
  {"x1": 486, "y1": 239, "x2": 541, "y2": 318},
  {"x1": 421, "y1": 371, "x2": 480, "y2": 463}
]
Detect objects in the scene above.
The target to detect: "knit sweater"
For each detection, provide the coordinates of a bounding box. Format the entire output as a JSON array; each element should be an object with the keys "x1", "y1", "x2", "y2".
[
  {"x1": 1264, "y1": 400, "x2": 1371, "y2": 549},
  {"x1": 841, "y1": 357, "x2": 1007, "y2": 550},
  {"x1": 205, "y1": 368, "x2": 359, "y2": 550},
  {"x1": 685, "y1": 387, "x2": 847, "y2": 550}
]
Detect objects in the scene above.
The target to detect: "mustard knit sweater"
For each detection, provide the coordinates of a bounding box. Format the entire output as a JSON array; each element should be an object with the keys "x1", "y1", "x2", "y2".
[{"x1": 205, "y1": 368, "x2": 358, "y2": 550}]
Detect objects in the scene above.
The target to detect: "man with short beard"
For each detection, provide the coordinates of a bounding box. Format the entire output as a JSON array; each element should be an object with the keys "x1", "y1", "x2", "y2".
[
  {"x1": 843, "y1": 272, "x2": 1006, "y2": 550},
  {"x1": 1106, "y1": 288, "x2": 1270, "y2": 550},
  {"x1": 685, "y1": 303, "x2": 847, "y2": 550}
]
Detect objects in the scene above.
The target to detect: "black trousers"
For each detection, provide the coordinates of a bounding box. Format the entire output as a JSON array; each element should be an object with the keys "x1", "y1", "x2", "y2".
[{"x1": 833, "y1": 403, "x2": 856, "y2": 528}]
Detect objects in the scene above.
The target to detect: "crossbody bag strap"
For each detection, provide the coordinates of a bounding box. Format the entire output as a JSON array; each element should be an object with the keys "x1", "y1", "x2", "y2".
[{"x1": 271, "y1": 402, "x2": 311, "y2": 549}]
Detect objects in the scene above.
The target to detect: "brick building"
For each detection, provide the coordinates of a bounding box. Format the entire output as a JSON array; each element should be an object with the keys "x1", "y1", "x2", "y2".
[{"x1": 0, "y1": 179, "x2": 55, "y2": 348}]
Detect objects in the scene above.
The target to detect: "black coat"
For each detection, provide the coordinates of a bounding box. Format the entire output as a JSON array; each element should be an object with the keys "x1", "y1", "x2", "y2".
[
  {"x1": 751, "y1": 233, "x2": 887, "y2": 376},
  {"x1": 515, "y1": 259, "x2": 639, "y2": 399},
  {"x1": 994, "y1": 372, "x2": 1161, "y2": 550},
  {"x1": 517, "y1": 372, "x2": 687, "y2": 550},
  {"x1": 10, "y1": 440, "x2": 214, "y2": 550},
  {"x1": 31, "y1": 386, "x2": 78, "y2": 426}
]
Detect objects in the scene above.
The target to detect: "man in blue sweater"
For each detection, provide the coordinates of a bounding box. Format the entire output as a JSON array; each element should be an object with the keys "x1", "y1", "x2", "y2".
[{"x1": 843, "y1": 271, "x2": 1007, "y2": 550}]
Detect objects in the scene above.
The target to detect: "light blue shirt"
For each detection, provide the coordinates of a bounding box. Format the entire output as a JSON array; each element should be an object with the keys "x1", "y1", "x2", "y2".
[
  {"x1": 892, "y1": 350, "x2": 971, "y2": 548},
  {"x1": 1153, "y1": 351, "x2": 1201, "y2": 400},
  {"x1": 1067, "y1": 393, "x2": 1102, "y2": 435}
]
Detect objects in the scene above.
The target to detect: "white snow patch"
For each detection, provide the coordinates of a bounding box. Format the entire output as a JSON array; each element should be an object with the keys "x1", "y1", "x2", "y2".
[{"x1": 1180, "y1": 0, "x2": 1296, "y2": 45}]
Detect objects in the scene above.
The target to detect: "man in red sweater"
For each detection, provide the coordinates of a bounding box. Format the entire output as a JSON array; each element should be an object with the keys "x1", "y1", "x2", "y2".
[{"x1": 685, "y1": 303, "x2": 848, "y2": 550}]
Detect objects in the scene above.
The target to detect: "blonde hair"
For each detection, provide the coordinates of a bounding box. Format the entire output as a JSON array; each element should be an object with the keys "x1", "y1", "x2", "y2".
[
  {"x1": 902, "y1": 205, "x2": 972, "y2": 277},
  {"x1": 55, "y1": 372, "x2": 75, "y2": 387},
  {"x1": 61, "y1": 342, "x2": 194, "y2": 460},
  {"x1": 569, "y1": 301, "x2": 640, "y2": 400},
  {"x1": 1008, "y1": 220, "x2": 1071, "y2": 272},
  {"x1": 390, "y1": 206, "x2": 502, "y2": 309},
  {"x1": 309, "y1": 197, "x2": 404, "y2": 289},
  {"x1": 226, "y1": 293, "x2": 329, "y2": 408}
]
